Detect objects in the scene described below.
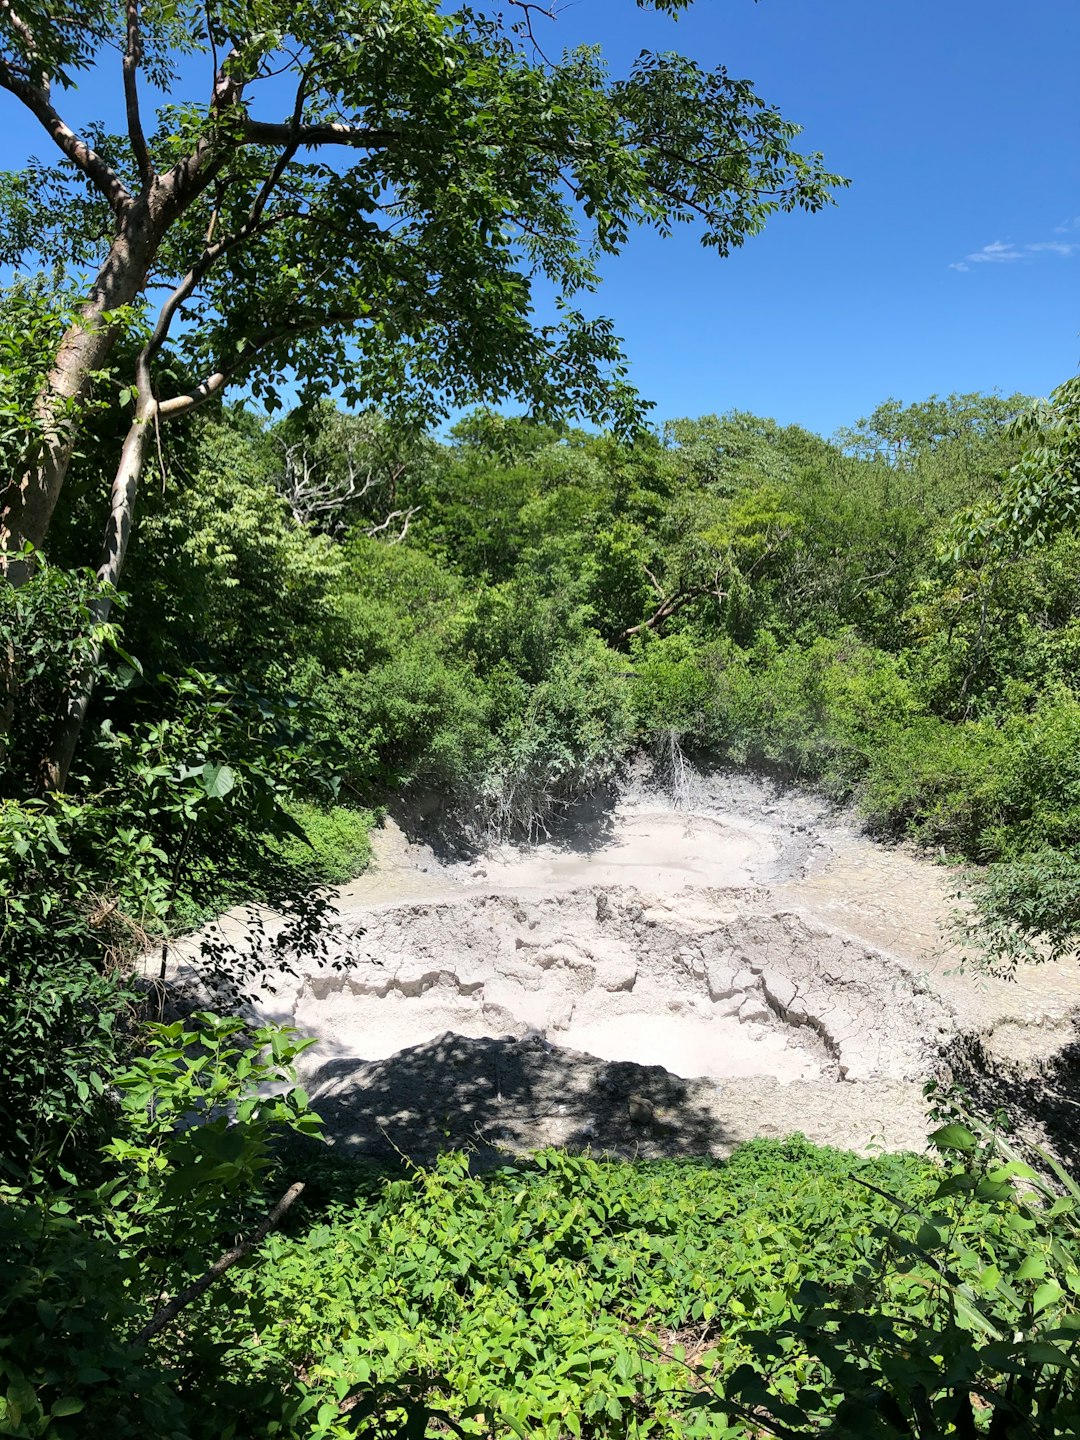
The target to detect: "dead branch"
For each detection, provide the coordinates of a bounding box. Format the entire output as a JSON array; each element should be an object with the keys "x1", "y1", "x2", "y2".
[
  {"x1": 135, "y1": 1181, "x2": 304, "y2": 1345},
  {"x1": 619, "y1": 582, "x2": 720, "y2": 642},
  {"x1": 365, "y1": 505, "x2": 419, "y2": 544}
]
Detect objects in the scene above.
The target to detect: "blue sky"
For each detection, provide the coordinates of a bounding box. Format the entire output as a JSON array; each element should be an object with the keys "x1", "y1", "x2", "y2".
[
  {"x1": 3, "y1": 0, "x2": 1078, "y2": 436},
  {"x1": 559, "y1": 0, "x2": 1080, "y2": 433}
]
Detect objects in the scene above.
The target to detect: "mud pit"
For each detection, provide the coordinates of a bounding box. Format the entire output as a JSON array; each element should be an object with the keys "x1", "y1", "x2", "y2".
[{"x1": 238, "y1": 772, "x2": 1080, "y2": 1164}]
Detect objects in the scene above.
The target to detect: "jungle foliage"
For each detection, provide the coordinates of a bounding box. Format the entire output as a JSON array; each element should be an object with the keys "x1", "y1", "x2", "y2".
[
  {"x1": 6, "y1": 359, "x2": 1080, "y2": 1434},
  {"x1": 2, "y1": 1, "x2": 1080, "y2": 1430},
  {"x1": 10, "y1": 1095, "x2": 1080, "y2": 1438}
]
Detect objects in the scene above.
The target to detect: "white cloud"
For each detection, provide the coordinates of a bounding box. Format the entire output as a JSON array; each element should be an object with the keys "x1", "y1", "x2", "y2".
[
  {"x1": 951, "y1": 230, "x2": 1080, "y2": 271},
  {"x1": 1028, "y1": 240, "x2": 1080, "y2": 257}
]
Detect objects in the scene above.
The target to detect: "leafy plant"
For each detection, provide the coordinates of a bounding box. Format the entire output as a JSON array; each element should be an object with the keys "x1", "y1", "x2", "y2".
[
  {"x1": 0, "y1": 1014, "x2": 319, "y2": 1439},
  {"x1": 692, "y1": 1087, "x2": 1080, "y2": 1436}
]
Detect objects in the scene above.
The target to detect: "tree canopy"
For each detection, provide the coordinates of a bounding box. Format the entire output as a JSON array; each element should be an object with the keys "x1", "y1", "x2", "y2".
[{"x1": 0, "y1": 0, "x2": 843, "y2": 568}]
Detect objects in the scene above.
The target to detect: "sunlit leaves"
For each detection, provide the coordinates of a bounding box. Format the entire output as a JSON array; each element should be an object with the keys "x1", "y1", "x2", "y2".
[{"x1": 2, "y1": 1, "x2": 844, "y2": 434}]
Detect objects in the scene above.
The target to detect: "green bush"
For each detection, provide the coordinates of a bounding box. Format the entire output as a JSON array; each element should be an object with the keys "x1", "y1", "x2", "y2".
[
  {"x1": 706, "y1": 633, "x2": 918, "y2": 795},
  {"x1": 858, "y1": 714, "x2": 1006, "y2": 853},
  {"x1": 631, "y1": 632, "x2": 717, "y2": 741},
  {"x1": 270, "y1": 803, "x2": 379, "y2": 887},
  {"x1": 171, "y1": 1112, "x2": 1080, "y2": 1438},
  {"x1": 319, "y1": 645, "x2": 493, "y2": 793},
  {"x1": 961, "y1": 846, "x2": 1080, "y2": 969},
  {"x1": 198, "y1": 1138, "x2": 937, "y2": 1439},
  {"x1": 0, "y1": 1015, "x2": 320, "y2": 1439},
  {"x1": 479, "y1": 635, "x2": 635, "y2": 836}
]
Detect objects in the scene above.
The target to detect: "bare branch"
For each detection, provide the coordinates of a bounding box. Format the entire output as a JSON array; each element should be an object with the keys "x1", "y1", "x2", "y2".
[
  {"x1": 366, "y1": 506, "x2": 420, "y2": 544},
  {"x1": 276, "y1": 438, "x2": 382, "y2": 529},
  {"x1": 135, "y1": 1182, "x2": 305, "y2": 1346},
  {"x1": 156, "y1": 367, "x2": 231, "y2": 418},
  {"x1": 203, "y1": 0, "x2": 218, "y2": 99},
  {"x1": 619, "y1": 581, "x2": 720, "y2": 641},
  {"x1": 123, "y1": 0, "x2": 154, "y2": 186},
  {"x1": 507, "y1": 0, "x2": 557, "y2": 65},
  {"x1": 642, "y1": 563, "x2": 666, "y2": 599},
  {"x1": 0, "y1": 60, "x2": 131, "y2": 214},
  {"x1": 243, "y1": 117, "x2": 398, "y2": 150}
]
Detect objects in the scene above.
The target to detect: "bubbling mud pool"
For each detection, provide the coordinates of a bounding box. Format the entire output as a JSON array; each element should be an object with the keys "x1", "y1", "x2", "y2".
[{"x1": 178, "y1": 771, "x2": 1080, "y2": 1163}]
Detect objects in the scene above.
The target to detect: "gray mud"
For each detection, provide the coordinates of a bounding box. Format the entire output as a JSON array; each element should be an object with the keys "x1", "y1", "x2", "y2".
[{"x1": 211, "y1": 768, "x2": 1080, "y2": 1164}]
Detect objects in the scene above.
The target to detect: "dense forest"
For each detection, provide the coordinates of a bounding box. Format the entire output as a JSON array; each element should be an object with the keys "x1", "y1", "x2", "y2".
[{"x1": 3, "y1": 0, "x2": 1080, "y2": 1434}]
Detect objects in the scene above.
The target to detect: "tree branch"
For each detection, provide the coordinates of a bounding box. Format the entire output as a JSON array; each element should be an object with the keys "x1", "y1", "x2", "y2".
[
  {"x1": 134, "y1": 1182, "x2": 305, "y2": 1345},
  {"x1": 619, "y1": 582, "x2": 718, "y2": 641},
  {"x1": 0, "y1": 0, "x2": 37, "y2": 61},
  {"x1": 0, "y1": 60, "x2": 131, "y2": 214},
  {"x1": 506, "y1": 0, "x2": 556, "y2": 65},
  {"x1": 243, "y1": 117, "x2": 398, "y2": 150},
  {"x1": 123, "y1": 0, "x2": 154, "y2": 186},
  {"x1": 365, "y1": 505, "x2": 420, "y2": 543},
  {"x1": 145, "y1": 96, "x2": 306, "y2": 375},
  {"x1": 157, "y1": 309, "x2": 366, "y2": 419},
  {"x1": 153, "y1": 56, "x2": 247, "y2": 220}
]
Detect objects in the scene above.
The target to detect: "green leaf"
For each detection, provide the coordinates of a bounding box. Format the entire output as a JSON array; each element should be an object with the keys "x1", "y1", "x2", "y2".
[
  {"x1": 50, "y1": 1398, "x2": 85, "y2": 1417},
  {"x1": 200, "y1": 762, "x2": 236, "y2": 799},
  {"x1": 1016, "y1": 1255, "x2": 1047, "y2": 1282},
  {"x1": 1024, "y1": 1341, "x2": 1069, "y2": 1365},
  {"x1": 929, "y1": 1123, "x2": 977, "y2": 1153},
  {"x1": 1033, "y1": 1280, "x2": 1063, "y2": 1315}
]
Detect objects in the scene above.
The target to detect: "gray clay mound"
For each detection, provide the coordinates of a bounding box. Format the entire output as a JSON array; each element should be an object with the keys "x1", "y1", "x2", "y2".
[
  {"x1": 222, "y1": 773, "x2": 1080, "y2": 1164},
  {"x1": 262, "y1": 885, "x2": 953, "y2": 1162},
  {"x1": 291, "y1": 887, "x2": 953, "y2": 1085}
]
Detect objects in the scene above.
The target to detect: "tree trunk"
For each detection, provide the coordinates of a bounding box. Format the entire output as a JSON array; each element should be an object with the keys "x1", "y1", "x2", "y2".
[
  {"x1": 41, "y1": 392, "x2": 157, "y2": 791},
  {"x1": 0, "y1": 212, "x2": 157, "y2": 585}
]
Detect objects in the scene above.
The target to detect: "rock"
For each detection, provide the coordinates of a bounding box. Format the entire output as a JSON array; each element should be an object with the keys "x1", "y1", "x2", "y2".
[
  {"x1": 627, "y1": 1095, "x2": 655, "y2": 1125},
  {"x1": 597, "y1": 960, "x2": 638, "y2": 993},
  {"x1": 738, "y1": 995, "x2": 771, "y2": 1025},
  {"x1": 706, "y1": 967, "x2": 736, "y2": 1001},
  {"x1": 712, "y1": 994, "x2": 745, "y2": 1018},
  {"x1": 760, "y1": 970, "x2": 798, "y2": 1013}
]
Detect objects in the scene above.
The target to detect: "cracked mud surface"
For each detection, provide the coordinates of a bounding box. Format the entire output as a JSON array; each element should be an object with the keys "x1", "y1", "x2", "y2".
[{"x1": 241, "y1": 770, "x2": 1080, "y2": 1165}]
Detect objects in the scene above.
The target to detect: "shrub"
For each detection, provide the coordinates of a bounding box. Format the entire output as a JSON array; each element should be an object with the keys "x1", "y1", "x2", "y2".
[
  {"x1": 631, "y1": 632, "x2": 716, "y2": 742},
  {"x1": 270, "y1": 803, "x2": 379, "y2": 887},
  {"x1": 187, "y1": 1110, "x2": 1080, "y2": 1438},
  {"x1": 479, "y1": 636, "x2": 635, "y2": 837},
  {"x1": 708, "y1": 633, "x2": 918, "y2": 796}
]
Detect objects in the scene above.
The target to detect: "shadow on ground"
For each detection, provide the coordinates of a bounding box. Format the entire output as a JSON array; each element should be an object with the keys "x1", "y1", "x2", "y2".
[
  {"x1": 308, "y1": 1032, "x2": 734, "y2": 1170},
  {"x1": 944, "y1": 1025, "x2": 1080, "y2": 1173},
  {"x1": 387, "y1": 782, "x2": 623, "y2": 864}
]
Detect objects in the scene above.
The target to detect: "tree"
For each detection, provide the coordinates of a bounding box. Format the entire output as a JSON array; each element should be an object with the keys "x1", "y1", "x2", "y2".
[
  {"x1": 0, "y1": 0, "x2": 843, "y2": 786},
  {"x1": 270, "y1": 405, "x2": 433, "y2": 537},
  {"x1": 949, "y1": 375, "x2": 1080, "y2": 560}
]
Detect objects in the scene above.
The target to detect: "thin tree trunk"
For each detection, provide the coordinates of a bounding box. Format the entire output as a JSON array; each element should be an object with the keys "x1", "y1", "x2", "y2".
[
  {"x1": 134, "y1": 1182, "x2": 305, "y2": 1345},
  {"x1": 0, "y1": 212, "x2": 157, "y2": 585},
  {"x1": 41, "y1": 388, "x2": 157, "y2": 791}
]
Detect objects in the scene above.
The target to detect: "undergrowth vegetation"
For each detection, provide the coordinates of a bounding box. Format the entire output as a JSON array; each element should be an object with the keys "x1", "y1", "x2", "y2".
[
  {"x1": 5, "y1": 286, "x2": 1080, "y2": 1437},
  {"x1": 10, "y1": 1078, "x2": 1080, "y2": 1438},
  {"x1": 3, "y1": 0, "x2": 1079, "y2": 1428},
  {"x1": 242, "y1": 1114, "x2": 1080, "y2": 1440}
]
